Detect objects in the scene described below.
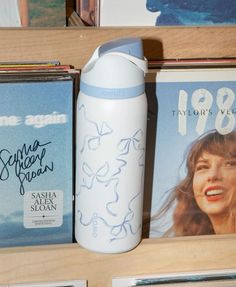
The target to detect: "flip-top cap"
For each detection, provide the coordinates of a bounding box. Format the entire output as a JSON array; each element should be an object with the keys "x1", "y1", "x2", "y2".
[
  {"x1": 99, "y1": 38, "x2": 144, "y2": 59},
  {"x1": 80, "y1": 37, "x2": 147, "y2": 99}
]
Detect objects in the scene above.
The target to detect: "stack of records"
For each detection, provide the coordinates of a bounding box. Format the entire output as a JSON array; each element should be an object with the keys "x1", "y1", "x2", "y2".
[{"x1": 0, "y1": 61, "x2": 80, "y2": 248}]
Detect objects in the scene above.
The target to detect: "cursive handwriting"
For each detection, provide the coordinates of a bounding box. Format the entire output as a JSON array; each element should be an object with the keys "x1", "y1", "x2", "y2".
[{"x1": 0, "y1": 140, "x2": 54, "y2": 195}]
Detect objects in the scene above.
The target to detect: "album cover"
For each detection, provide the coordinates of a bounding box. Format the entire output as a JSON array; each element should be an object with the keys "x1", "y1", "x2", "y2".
[
  {"x1": 98, "y1": 0, "x2": 236, "y2": 26},
  {"x1": 0, "y1": 280, "x2": 87, "y2": 287},
  {"x1": 148, "y1": 0, "x2": 236, "y2": 26},
  {"x1": 112, "y1": 270, "x2": 236, "y2": 287},
  {"x1": 0, "y1": 0, "x2": 66, "y2": 27},
  {"x1": 0, "y1": 73, "x2": 75, "y2": 247},
  {"x1": 147, "y1": 65, "x2": 236, "y2": 238}
]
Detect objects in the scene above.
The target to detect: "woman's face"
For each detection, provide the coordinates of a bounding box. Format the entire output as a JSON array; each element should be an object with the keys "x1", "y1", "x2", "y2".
[{"x1": 192, "y1": 151, "x2": 236, "y2": 216}]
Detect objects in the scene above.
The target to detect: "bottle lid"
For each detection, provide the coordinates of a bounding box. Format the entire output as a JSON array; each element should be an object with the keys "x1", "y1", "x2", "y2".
[
  {"x1": 99, "y1": 38, "x2": 144, "y2": 59},
  {"x1": 80, "y1": 37, "x2": 147, "y2": 99}
]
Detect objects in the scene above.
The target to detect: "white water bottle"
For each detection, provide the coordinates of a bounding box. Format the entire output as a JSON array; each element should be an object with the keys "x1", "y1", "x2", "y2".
[{"x1": 75, "y1": 38, "x2": 148, "y2": 253}]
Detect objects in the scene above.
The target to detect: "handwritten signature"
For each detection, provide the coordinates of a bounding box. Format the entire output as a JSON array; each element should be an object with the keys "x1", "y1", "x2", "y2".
[{"x1": 0, "y1": 140, "x2": 53, "y2": 195}]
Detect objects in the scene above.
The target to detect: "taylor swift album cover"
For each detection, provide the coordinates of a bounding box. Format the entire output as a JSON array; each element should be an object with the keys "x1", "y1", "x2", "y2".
[{"x1": 147, "y1": 66, "x2": 236, "y2": 238}]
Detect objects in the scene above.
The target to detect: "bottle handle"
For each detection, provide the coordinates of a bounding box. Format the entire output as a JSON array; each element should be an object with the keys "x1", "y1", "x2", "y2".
[
  {"x1": 82, "y1": 48, "x2": 147, "y2": 74},
  {"x1": 107, "y1": 52, "x2": 148, "y2": 74},
  {"x1": 82, "y1": 46, "x2": 100, "y2": 72}
]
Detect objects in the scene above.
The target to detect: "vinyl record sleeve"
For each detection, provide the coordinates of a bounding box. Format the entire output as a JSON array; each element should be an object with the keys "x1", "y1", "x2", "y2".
[
  {"x1": 112, "y1": 269, "x2": 236, "y2": 287},
  {"x1": 0, "y1": 75, "x2": 74, "y2": 247},
  {"x1": 0, "y1": 280, "x2": 87, "y2": 287},
  {"x1": 98, "y1": 0, "x2": 236, "y2": 26},
  {"x1": 148, "y1": 67, "x2": 236, "y2": 238}
]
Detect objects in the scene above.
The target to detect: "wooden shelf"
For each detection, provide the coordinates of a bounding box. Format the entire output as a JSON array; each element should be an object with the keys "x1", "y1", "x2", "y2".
[
  {"x1": 0, "y1": 25, "x2": 236, "y2": 286},
  {"x1": 0, "y1": 235, "x2": 236, "y2": 286},
  {"x1": 0, "y1": 26, "x2": 236, "y2": 68}
]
